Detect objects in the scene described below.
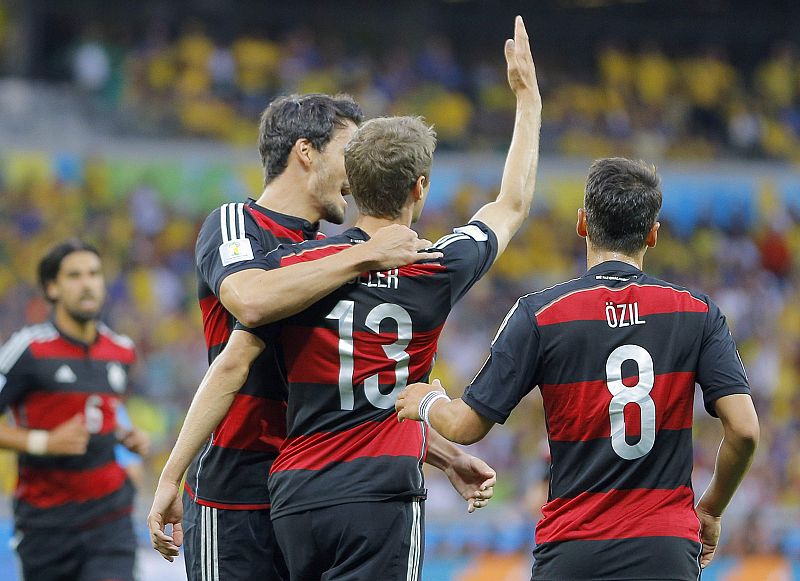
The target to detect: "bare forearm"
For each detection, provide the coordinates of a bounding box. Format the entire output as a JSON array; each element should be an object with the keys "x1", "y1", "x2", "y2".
[
  {"x1": 425, "y1": 428, "x2": 463, "y2": 470},
  {"x1": 0, "y1": 422, "x2": 30, "y2": 453},
  {"x1": 697, "y1": 433, "x2": 757, "y2": 516},
  {"x1": 499, "y1": 97, "x2": 542, "y2": 217},
  {"x1": 224, "y1": 246, "x2": 371, "y2": 327},
  {"x1": 159, "y1": 361, "x2": 249, "y2": 484},
  {"x1": 471, "y1": 97, "x2": 542, "y2": 252},
  {"x1": 429, "y1": 398, "x2": 493, "y2": 445}
]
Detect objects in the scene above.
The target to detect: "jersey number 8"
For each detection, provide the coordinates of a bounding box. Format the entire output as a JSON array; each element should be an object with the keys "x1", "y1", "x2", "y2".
[
  {"x1": 605, "y1": 344, "x2": 656, "y2": 460},
  {"x1": 326, "y1": 300, "x2": 412, "y2": 411}
]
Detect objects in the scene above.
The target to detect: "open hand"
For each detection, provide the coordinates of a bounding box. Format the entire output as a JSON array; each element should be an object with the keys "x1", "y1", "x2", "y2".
[
  {"x1": 445, "y1": 453, "x2": 497, "y2": 513},
  {"x1": 362, "y1": 224, "x2": 443, "y2": 271},
  {"x1": 505, "y1": 16, "x2": 541, "y2": 107}
]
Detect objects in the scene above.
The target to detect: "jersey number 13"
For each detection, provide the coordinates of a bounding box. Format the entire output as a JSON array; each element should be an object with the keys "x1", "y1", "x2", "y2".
[{"x1": 326, "y1": 300, "x2": 412, "y2": 411}]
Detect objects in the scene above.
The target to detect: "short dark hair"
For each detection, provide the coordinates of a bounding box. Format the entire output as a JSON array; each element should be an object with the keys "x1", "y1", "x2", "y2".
[
  {"x1": 258, "y1": 93, "x2": 364, "y2": 185},
  {"x1": 344, "y1": 116, "x2": 437, "y2": 219},
  {"x1": 584, "y1": 157, "x2": 662, "y2": 255},
  {"x1": 38, "y1": 239, "x2": 100, "y2": 301}
]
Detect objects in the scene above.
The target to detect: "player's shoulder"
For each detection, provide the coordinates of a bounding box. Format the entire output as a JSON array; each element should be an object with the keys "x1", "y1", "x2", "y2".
[
  {"x1": 519, "y1": 275, "x2": 593, "y2": 313},
  {"x1": 96, "y1": 323, "x2": 137, "y2": 364},
  {"x1": 638, "y1": 272, "x2": 712, "y2": 310},
  {"x1": 431, "y1": 221, "x2": 494, "y2": 252},
  {"x1": 0, "y1": 323, "x2": 59, "y2": 372},
  {"x1": 199, "y1": 201, "x2": 254, "y2": 240},
  {"x1": 267, "y1": 232, "x2": 353, "y2": 266},
  {"x1": 97, "y1": 323, "x2": 136, "y2": 351}
]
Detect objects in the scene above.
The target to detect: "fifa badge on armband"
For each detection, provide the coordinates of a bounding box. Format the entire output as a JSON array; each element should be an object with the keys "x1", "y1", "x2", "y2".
[
  {"x1": 219, "y1": 238, "x2": 254, "y2": 266},
  {"x1": 107, "y1": 362, "x2": 127, "y2": 393}
]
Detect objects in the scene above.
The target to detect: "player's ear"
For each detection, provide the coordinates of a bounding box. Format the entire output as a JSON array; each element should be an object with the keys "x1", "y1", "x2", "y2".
[
  {"x1": 45, "y1": 280, "x2": 59, "y2": 302},
  {"x1": 412, "y1": 176, "x2": 426, "y2": 202},
  {"x1": 576, "y1": 208, "x2": 588, "y2": 238},
  {"x1": 292, "y1": 138, "x2": 313, "y2": 169},
  {"x1": 646, "y1": 221, "x2": 659, "y2": 248}
]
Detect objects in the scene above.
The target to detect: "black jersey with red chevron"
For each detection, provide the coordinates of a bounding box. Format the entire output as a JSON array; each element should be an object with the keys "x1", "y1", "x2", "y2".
[
  {"x1": 462, "y1": 261, "x2": 751, "y2": 580},
  {"x1": 0, "y1": 321, "x2": 136, "y2": 529},
  {"x1": 188, "y1": 198, "x2": 322, "y2": 509},
  {"x1": 240, "y1": 221, "x2": 499, "y2": 519}
]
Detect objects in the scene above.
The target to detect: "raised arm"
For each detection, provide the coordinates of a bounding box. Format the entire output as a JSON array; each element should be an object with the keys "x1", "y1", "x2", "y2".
[
  {"x1": 222, "y1": 225, "x2": 440, "y2": 327},
  {"x1": 470, "y1": 15, "x2": 542, "y2": 257},
  {"x1": 147, "y1": 330, "x2": 266, "y2": 561},
  {"x1": 695, "y1": 393, "x2": 759, "y2": 568}
]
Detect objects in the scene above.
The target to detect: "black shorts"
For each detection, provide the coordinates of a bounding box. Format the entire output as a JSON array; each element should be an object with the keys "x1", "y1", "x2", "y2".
[
  {"x1": 272, "y1": 499, "x2": 424, "y2": 581},
  {"x1": 532, "y1": 536, "x2": 702, "y2": 581},
  {"x1": 182, "y1": 493, "x2": 288, "y2": 581},
  {"x1": 13, "y1": 512, "x2": 136, "y2": 581}
]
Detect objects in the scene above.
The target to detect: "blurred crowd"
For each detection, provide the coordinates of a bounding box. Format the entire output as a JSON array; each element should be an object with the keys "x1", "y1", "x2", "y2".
[
  {"x1": 0, "y1": 152, "x2": 798, "y2": 560},
  {"x1": 58, "y1": 22, "x2": 800, "y2": 161}
]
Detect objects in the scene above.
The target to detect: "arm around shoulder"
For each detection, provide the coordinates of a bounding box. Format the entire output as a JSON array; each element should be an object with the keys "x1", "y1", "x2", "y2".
[{"x1": 220, "y1": 226, "x2": 439, "y2": 327}]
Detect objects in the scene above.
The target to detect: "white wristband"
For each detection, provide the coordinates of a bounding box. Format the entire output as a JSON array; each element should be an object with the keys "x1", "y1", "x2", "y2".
[
  {"x1": 26, "y1": 430, "x2": 49, "y2": 455},
  {"x1": 419, "y1": 391, "x2": 451, "y2": 425}
]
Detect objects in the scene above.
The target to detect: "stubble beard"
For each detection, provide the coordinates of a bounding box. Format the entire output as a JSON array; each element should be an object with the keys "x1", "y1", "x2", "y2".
[
  {"x1": 64, "y1": 303, "x2": 101, "y2": 325},
  {"x1": 322, "y1": 198, "x2": 346, "y2": 225}
]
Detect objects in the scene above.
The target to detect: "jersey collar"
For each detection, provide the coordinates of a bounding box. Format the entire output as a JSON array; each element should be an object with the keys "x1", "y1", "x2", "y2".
[
  {"x1": 586, "y1": 260, "x2": 643, "y2": 277},
  {"x1": 246, "y1": 198, "x2": 319, "y2": 240},
  {"x1": 50, "y1": 318, "x2": 99, "y2": 349},
  {"x1": 343, "y1": 227, "x2": 370, "y2": 243}
]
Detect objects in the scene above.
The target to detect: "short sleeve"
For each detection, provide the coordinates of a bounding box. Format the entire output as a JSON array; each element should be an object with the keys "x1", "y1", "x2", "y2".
[
  {"x1": 695, "y1": 296, "x2": 751, "y2": 417},
  {"x1": 0, "y1": 341, "x2": 36, "y2": 413},
  {"x1": 462, "y1": 299, "x2": 541, "y2": 424},
  {"x1": 432, "y1": 221, "x2": 499, "y2": 307},
  {"x1": 234, "y1": 321, "x2": 280, "y2": 345},
  {"x1": 196, "y1": 203, "x2": 276, "y2": 295}
]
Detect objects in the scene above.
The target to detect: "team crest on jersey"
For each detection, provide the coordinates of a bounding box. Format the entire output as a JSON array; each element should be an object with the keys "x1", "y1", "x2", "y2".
[
  {"x1": 107, "y1": 362, "x2": 127, "y2": 393},
  {"x1": 219, "y1": 238, "x2": 254, "y2": 266},
  {"x1": 54, "y1": 364, "x2": 77, "y2": 383}
]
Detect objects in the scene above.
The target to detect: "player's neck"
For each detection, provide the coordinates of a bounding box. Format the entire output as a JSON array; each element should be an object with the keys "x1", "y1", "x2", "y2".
[
  {"x1": 255, "y1": 180, "x2": 320, "y2": 224},
  {"x1": 586, "y1": 246, "x2": 645, "y2": 271},
  {"x1": 354, "y1": 208, "x2": 413, "y2": 237},
  {"x1": 54, "y1": 307, "x2": 98, "y2": 345}
]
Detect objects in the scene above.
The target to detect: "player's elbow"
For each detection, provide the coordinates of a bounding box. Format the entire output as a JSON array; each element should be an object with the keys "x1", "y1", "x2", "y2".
[
  {"x1": 505, "y1": 192, "x2": 532, "y2": 219},
  {"x1": 451, "y1": 430, "x2": 483, "y2": 446},
  {"x1": 731, "y1": 419, "x2": 759, "y2": 453},
  {"x1": 236, "y1": 307, "x2": 264, "y2": 329},
  {"x1": 211, "y1": 352, "x2": 251, "y2": 391},
  {"x1": 725, "y1": 411, "x2": 760, "y2": 456},
  {"x1": 505, "y1": 196, "x2": 533, "y2": 234},
  {"x1": 447, "y1": 422, "x2": 489, "y2": 446},
  {"x1": 229, "y1": 296, "x2": 271, "y2": 328}
]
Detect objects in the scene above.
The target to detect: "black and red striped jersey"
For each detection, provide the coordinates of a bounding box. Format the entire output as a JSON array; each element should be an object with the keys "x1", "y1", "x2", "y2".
[
  {"x1": 187, "y1": 198, "x2": 322, "y2": 509},
  {"x1": 462, "y1": 260, "x2": 751, "y2": 580},
  {"x1": 240, "y1": 221, "x2": 498, "y2": 519},
  {"x1": 0, "y1": 321, "x2": 136, "y2": 530}
]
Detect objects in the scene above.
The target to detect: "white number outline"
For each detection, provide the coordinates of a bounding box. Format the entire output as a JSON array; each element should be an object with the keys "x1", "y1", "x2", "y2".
[
  {"x1": 606, "y1": 344, "x2": 656, "y2": 460},
  {"x1": 84, "y1": 394, "x2": 104, "y2": 434}
]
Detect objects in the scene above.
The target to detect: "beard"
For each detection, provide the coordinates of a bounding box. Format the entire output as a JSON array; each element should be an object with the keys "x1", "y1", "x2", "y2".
[
  {"x1": 321, "y1": 196, "x2": 346, "y2": 225},
  {"x1": 64, "y1": 303, "x2": 101, "y2": 324}
]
